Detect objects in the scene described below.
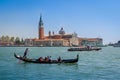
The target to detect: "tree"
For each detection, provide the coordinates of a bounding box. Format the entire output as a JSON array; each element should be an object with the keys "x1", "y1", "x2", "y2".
[
  {"x1": 15, "y1": 37, "x2": 20, "y2": 45},
  {"x1": 5, "y1": 36, "x2": 10, "y2": 42},
  {"x1": 10, "y1": 37, "x2": 14, "y2": 42},
  {"x1": 1, "y1": 35, "x2": 10, "y2": 42},
  {"x1": 1, "y1": 36, "x2": 5, "y2": 41}
]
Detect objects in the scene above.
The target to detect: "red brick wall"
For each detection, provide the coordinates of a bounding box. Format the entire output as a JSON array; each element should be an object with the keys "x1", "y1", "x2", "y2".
[{"x1": 39, "y1": 27, "x2": 44, "y2": 39}]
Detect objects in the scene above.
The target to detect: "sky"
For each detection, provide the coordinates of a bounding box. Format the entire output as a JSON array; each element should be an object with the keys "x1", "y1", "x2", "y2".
[{"x1": 0, "y1": 0, "x2": 120, "y2": 44}]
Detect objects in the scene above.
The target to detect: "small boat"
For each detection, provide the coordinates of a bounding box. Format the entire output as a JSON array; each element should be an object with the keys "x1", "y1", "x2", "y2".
[
  {"x1": 68, "y1": 47, "x2": 101, "y2": 51},
  {"x1": 14, "y1": 48, "x2": 79, "y2": 64}
]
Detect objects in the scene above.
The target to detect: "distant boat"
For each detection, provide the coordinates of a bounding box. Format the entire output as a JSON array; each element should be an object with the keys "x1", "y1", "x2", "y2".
[{"x1": 68, "y1": 47, "x2": 101, "y2": 51}]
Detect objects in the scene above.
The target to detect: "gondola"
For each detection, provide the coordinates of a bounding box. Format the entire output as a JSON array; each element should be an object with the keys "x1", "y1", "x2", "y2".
[{"x1": 14, "y1": 53, "x2": 79, "y2": 64}]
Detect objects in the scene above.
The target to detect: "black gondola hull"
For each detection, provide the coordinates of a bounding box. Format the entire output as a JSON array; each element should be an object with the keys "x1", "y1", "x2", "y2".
[{"x1": 14, "y1": 53, "x2": 79, "y2": 64}]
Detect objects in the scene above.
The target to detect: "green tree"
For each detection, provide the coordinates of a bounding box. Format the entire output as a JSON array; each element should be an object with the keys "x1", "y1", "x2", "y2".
[
  {"x1": 15, "y1": 37, "x2": 20, "y2": 45},
  {"x1": 10, "y1": 37, "x2": 14, "y2": 42},
  {"x1": 5, "y1": 36, "x2": 10, "y2": 42},
  {"x1": 1, "y1": 36, "x2": 5, "y2": 41},
  {"x1": 1, "y1": 35, "x2": 10, "y2": 42}
]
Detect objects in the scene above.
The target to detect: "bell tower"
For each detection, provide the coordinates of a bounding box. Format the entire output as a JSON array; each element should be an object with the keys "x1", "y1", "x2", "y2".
[{"x1": 39, "y1": 14, "x2": 44, "y2": 39}]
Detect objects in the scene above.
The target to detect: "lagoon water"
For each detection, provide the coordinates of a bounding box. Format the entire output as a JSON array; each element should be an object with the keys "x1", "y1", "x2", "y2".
[{"x1": 0, "y1": 47, "x2": 120, "y2": 80}]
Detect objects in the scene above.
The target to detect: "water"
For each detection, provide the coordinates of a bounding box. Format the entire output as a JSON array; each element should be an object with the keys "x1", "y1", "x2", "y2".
[{"x1": 0, "y1": 47, "x2": 120, "y2": 80}]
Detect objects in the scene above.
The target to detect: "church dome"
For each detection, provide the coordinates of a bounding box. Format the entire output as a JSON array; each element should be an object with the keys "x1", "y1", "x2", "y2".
[{"x1": 59, "y1": 27, "x2": 65, "y2": 35}]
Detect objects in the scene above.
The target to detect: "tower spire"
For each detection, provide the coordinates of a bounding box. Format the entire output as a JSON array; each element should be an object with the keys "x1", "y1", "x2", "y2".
[{"x1": 39, "y1": 14, "x2": 43, "y2": 27}]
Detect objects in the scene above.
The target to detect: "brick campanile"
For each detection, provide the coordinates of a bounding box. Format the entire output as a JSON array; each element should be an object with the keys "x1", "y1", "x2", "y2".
[{"x1": 39, "y1": 15, "x2": 44, "y2": 39}]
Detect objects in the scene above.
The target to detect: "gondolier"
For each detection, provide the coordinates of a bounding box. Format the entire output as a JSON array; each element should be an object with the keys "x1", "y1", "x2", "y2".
[{"x1": 23, "y1": 48, "x2": 28, "y2": 58}]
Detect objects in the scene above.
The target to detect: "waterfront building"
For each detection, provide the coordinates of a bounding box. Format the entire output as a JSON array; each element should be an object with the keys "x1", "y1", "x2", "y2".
[
  {"x1": 24, "y1": 15, "x2": 103, "y2": 47},
  {"x1": 69, "y1": 32, "x2": 79, "y2": 46},
  {"x1": 0, "y1": 41, "x2": 14, "y2": 46},
  {"x1": 24, "y1": 39, "x2": 34, "y2": 46},
  {"x1": 79, "y1": 38, "x2": 103, "y2": 47},
  {"x1": 34, "y1": 39, "x2": 69, "y2": 46}
]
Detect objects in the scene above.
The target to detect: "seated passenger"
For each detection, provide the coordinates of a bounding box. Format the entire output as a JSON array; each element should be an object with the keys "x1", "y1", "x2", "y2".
[
  {"x1": 58, "y1": 56, "x2": 61, "y2": 62},
  {"x1": 39, "y1": 57, "x2": 43, "y2": 62},
  {"x1": 45, "y1": 57, "x2": 49, "y2": 62},
  {"x1": 48, "y1": 56, "x2": 52, "y2": 62}
]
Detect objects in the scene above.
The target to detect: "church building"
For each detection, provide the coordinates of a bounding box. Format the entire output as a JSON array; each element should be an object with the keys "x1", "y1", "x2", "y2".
[
  {"x1": 33, "y1": 15, "x2": 79, "y2": 46},
  {"x1": 25, "y1": 15, "x2": 103, "y2": 47}
]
